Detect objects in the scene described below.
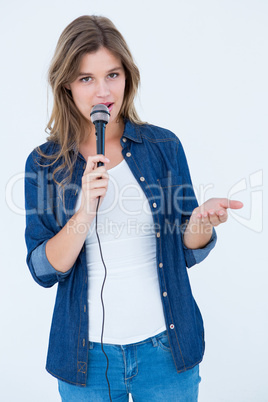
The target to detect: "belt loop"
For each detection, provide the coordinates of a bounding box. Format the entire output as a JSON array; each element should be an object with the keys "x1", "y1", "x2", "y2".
[
  {"x1": 151, "y1": 335, "x2": 158, "y2": 347},
  {"x1": 88, "y1": 341, "x2": 94, "y2": 350}
]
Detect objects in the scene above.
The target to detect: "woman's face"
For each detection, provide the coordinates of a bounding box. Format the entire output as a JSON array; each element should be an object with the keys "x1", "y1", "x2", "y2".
[{"x1": 68, "y1": 47, "x2": 126, "y2": 127}]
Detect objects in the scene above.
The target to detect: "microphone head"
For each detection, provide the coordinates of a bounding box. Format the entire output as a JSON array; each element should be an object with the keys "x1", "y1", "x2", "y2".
[{"x1": 90, "y1": 104, "x2": 110, "y2": 124}]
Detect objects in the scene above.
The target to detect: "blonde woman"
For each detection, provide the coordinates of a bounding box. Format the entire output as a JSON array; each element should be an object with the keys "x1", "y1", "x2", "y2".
[{"x1": 25, "y1": 15, "x2": 243, "y2": 401}]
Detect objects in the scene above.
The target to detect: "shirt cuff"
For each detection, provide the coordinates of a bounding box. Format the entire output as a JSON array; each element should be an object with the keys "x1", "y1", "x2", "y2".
[
  {"x1": 31, "y1": 240, "x2": 72, "y2": 279},
  {"x1": 183, "y1": 227, "x2": 217, "y2": 267}
]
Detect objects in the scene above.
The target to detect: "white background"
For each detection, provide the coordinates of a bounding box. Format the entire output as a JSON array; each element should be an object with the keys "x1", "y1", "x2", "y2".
[{"x1": 1, "y1": 0, "x2": 267, "y2": 401}]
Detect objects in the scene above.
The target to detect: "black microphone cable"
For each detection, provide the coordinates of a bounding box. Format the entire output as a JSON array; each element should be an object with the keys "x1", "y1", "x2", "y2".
[{"x1": 95, "y1": 195, "x2": 112, "y2": 402}]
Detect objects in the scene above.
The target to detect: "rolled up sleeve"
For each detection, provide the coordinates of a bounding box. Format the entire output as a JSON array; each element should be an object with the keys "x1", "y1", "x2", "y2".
[
  {"x1": 183, "y1": 227, "x2": 217, "y2": 268},
  {"x1": 25, "y1": 149, "x2": 73, "y2": 288},
  {"x1": 30, "y1": 240, "x2": 72, "y2": 281}
]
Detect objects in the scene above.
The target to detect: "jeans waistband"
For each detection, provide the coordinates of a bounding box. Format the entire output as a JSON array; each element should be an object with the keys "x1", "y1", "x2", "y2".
[{"x1": 88, "y1": 330, "x2": 167, "y2": 350}]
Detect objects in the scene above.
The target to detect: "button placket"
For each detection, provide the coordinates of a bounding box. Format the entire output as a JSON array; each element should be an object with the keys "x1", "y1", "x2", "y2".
[
  {"x1": 119, "y1": 145, "x2": 180, "y2": 368},
  {"x1": 123, "y1": 151, "x2": 177, "y2": 355},
  {"x1": 124, "y1": 151, "x2": 146, "y2": 192}
]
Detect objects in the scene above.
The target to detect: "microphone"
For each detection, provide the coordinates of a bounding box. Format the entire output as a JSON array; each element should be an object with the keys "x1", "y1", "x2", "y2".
[{"x1": 90, "y1": 104, "x2": 110, "y2": 167}]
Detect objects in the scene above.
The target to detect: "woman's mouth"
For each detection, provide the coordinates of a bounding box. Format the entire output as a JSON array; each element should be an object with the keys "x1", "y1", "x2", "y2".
[{"x1": 101, "y1": 102, "x2": 114, "y2": 112}]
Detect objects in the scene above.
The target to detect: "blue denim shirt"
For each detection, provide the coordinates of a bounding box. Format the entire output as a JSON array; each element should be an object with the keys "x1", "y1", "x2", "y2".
[{"x1": 24, "y1": 120, "x2": 216, "y2": 386}]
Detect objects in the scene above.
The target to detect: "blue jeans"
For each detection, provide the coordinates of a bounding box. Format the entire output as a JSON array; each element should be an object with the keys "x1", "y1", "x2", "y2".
[{"x1": 58, "y1": 330, "x2": 201, "y2": 401}]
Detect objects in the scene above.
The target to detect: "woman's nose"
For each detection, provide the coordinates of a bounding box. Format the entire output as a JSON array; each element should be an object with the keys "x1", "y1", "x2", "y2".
[{"x1": 96, "y1": 80, "x2": 110, "y2": 98}]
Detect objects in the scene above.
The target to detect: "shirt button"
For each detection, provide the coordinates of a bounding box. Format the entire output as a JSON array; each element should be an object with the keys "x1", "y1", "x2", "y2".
[
  {"x1": 122, "y1": 138, "x2": 127, "y2": 142},
  {"x1": 126, "y1": 152, "x2": 131, "y2": 157},
  {"x1": 140, "y1": 177, "x2": 145, "y2": 182},
  {"x1": 83, "y1": 163, "x2": 86, "y2": 169},
  {"x1": 153, "y1": 202, "x2": 157, "y2": 208},
  {"x1": 156, "y1": 232, "x2": 160, "y2": 238},
  {"x1": 163, "y1": 292, "x2": 167, "y2": 297},
  {"x1": 170, "y1": 324, "x2": 175, "y2": 329},
  {"x1": 159, "y1": 263, "x2": 163, "y2": 268}
]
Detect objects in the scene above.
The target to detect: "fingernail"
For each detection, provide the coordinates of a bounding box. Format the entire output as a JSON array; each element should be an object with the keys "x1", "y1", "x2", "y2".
[{"x1": 105, "y1": 157, "x2": 110, "y2": 162}]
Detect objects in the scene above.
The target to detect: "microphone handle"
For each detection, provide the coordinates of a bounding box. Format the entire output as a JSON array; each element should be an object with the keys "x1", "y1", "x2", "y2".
[{"x1": 95, "y1": 121, "x2": 106, "y2": 167}]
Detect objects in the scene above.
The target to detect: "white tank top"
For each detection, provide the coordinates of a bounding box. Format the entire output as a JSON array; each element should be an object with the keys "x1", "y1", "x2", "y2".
[{"x1": 75, "y1": 159, "x2": 166, "y2": 344}]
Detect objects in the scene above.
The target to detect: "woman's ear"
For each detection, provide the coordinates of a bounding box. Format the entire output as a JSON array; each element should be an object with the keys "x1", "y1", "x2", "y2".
[{"x1": 64, "y1": 83, "x2": 71, "y2": 90}]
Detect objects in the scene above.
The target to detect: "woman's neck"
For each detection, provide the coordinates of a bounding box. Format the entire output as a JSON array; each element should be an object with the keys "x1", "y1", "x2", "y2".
[
  {"x1": 85, "y1": 118, "x2": 124, "y2": 145},
  {"x1": 79, "y1": 118, "x2": 125, "y2": 152}
]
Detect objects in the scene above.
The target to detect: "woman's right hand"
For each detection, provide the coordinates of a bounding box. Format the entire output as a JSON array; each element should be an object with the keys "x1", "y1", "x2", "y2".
[{"x1": 78, "y1": 154, "x2": 110, "y2": 222}]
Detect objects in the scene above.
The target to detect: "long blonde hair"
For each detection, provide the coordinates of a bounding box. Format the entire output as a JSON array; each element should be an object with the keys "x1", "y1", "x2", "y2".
[{"x1": 37, "y1": 15, "x2": 143, "y2": 190}]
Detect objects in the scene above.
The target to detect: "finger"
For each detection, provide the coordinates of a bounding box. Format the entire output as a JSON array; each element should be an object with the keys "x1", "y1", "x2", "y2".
[
  {"x1": 85, "y1": 178, "x2": 109, "y2": 190},
  {"x1": 218, "y1": 198, "x2": 243, "y2": 210},
  {"x1": 192, "y1": 212, "x2": 211, "y2": 226},
  {"x1": 90, "y1": 166, "x2": 109, "y2": 180},
  {"x1": 84, "y1": 155, "x2": 110, "y2": 174},
  {"x1": 82, "y1": 171, "x2": 109, "y2": 183},
  {"x1": 216, "y1": 209, "x2": 228, "y2": 223},
  {"x1": 207, "y1": 210, "x2": 220, "y2": 226},
  {"x1": 83, "y1": 165, "x2": 109, "y2": 179},
  {"x1": 190, "y1": 209, "x2": 202, "y2": 224},
  {"x1": 200, "y1": 212, "x2": 211, "y2": 225},
  {"x1": 227, "y1": 200, "x2": 244, "y2": 209},
  {"x1": 89, "y1": 187, "x2": 108, "y2": 199}
]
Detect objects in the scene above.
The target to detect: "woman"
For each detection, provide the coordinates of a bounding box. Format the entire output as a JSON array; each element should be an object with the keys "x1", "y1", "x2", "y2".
[{"x1": 24, "y1": 15, "x2": 243, "y2": 401}]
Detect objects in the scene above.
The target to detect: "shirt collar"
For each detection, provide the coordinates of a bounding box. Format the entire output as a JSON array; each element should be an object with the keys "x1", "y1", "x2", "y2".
[
  {"x1": 122, "y1": 119, "x2": 143, "y2": 143},
  {"x1": 74, "y1": 118, "x2": 143, "y2": 160}
]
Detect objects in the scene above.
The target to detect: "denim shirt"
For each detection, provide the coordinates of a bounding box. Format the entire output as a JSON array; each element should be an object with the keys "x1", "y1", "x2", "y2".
[{"x1": 24, "y1": 120, "x2": 216, "y2": 386}]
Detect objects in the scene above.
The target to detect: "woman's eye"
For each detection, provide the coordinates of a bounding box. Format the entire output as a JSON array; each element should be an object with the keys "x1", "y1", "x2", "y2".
[
  {"x1": 81, "y1": 77, "x2": 92, "y2": 83},
  {"x1": 108, "y1": 73, "x2": 118, "y2": 79}
]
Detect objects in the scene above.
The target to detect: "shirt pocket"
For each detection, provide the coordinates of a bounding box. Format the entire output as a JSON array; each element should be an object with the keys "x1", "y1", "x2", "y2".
[
  {"x1": 157, "y1": 175, "x2": 182, "y2": 188},
  {"x1": 157, "y1": 175, "x2": 183, "y2": 226}
]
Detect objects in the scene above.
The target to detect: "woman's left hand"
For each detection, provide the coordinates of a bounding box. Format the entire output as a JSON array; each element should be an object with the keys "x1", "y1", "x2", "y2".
[{"x1": 190, "y1": 198, "x2": 244, "y2": 227}]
